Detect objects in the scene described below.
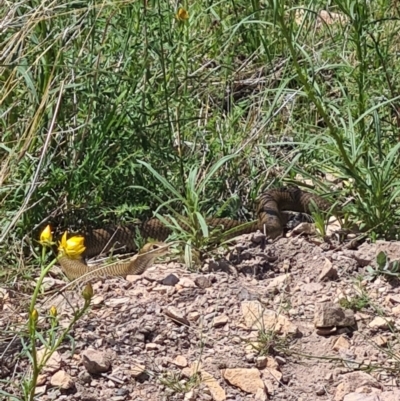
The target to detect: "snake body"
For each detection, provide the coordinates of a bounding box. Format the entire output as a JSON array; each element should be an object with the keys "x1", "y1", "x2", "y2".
[
  {"x1": 58, "y1": 242, "x2": 170, "y2": 281},
  {"x1": 81, "y1": 186, "x2": 333, "y2": 258},
  {"x1": 57, "y1": 187, "x2": 333, "y2": 280}
]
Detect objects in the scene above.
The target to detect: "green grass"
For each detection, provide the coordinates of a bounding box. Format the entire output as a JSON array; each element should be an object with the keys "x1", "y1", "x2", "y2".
[
  {"x1": 2, "y1": 0, "x2": 400, "y2": 268},
  {"x1": 339, "y1": 293, "x2": 371, "y2": 312},
  {"x1": 366, "y1": 250, "x2": 400, "y2": 280},
  {"x1": 2, "y1": 1, "x2": 400, "y2": 397}
]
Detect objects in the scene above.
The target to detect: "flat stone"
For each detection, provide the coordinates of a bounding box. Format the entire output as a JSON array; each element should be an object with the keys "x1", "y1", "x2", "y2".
[
  {"x1": 130, "y1": 362, "x2": 146, "y2": 378},
  {"x1": 164, "y1": 306, "x2": 190, "y2": 326},
  {"x1": 263, "y1": 367, "x2": 282, "y2": 392},
  {"x1": 126, "y1": 274, "x2": 143, "y2": 283},
  {"x1": 81, "y1": 348, "x2": 111, "y2": 374},
  {"x1": 172, "y1": 355, "x2": 188, "y2": 368},
  {"x1": 386, "y1": 294, "x2": 400, "y2": 304},
  {"x1": 255, "y1": 356, "x2": 268, "y2": 369},
  {"x1": 255, "y1": 387, "x2": 269, "y2": 400},
  {"x1": 213, "y1": 315, "x2": 229, "y2": 328},
  {"x1": 178, "y1": 277, "x2": 197, "y2": 288},
  {"x1": 181, "y1": 361, "x2": 202, "y2": 378},
  {"x1": 369, "y1": 316, "x2": 394, "y2": 330},
  {"x1": 152, "y1": 285, "x2": 168, "y2": 294},
  {"x1": 184, "y1": 390, "x2": 197, "y2": 401},
  {"x1": 145, "y1": 343, "x2": 159, "y2": 351},
  {"x1": 223, "y1": 368, "x2": 265, "y2": 394},
  {"x1": 50, "y1": 370, "x2": 74, "y2": 390},
  {"x1": 242, "y1": 301, "x2": 299, "y2": 336},
  {"x1": 36, "y1": 350, "x2": 62, "y2": 374},
  {"x1": 201, "y1": 370, "x2": 226, "y2": 401},
  {"x1": 332, "y1": 336, "x2": 350, "y2": 351},
  {"x1": 105, "y1": 297, "x2": 131, "y2": 307},
  {"x1": 334, "y1": 371, "x2": 382, "y2": 401},
  {"x1": 381, "y1": 390, "x2": 400, "y2": 401},
  {"x1": 265, "y1": 274, "x2": 291, "y2": 293},
  {"x1": 188, "y1": 311, "x2": 200, "y2": 321},
  {"x1": 36, "y1": 374, "x2": 46, "y2": 386},
  {"x1": 162, "y1": 274, "x2": 179, "y2": 286},
  {"x1": 373, "y1": 335, "x2": 388, "y2": 347},
  {"x1": 343, "y1": 393, "x2": 380, "y2": 401},
  {"x1": 35, "y1": 385, "x2": 47, "y2": 396},
  {"x1": 318, "y1": 259, "x2": 338, "y2": 281},
  {"x1": 91, "y1": 295, "x2": 104, "y2": 305},
  {"x1": 194, "y1": 276, "x2": 212, "y2": 288},
  {"x1": 314, "y1": 302, "x2": 356, "y2": 328}
]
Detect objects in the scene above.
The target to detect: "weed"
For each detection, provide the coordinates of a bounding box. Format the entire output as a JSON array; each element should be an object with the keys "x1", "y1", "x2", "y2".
[
  {"x1": 132, "y1": 155, "x2": 248, "y2": 269},
  {"x1": 253, "y1": 328, "x2": 290, "y2": 357},
  {"x1": 0, "y1": 229, "x2": 92, "y2": 400},
  {"x1": 241, "y1": 300, "x2": 291, "y2": 357},
  {"x1": 339, "y1": 294, "x2": 370, "y2": 312},
  {"x1": 307, "y1": 199, "x2": 338, "y2": 238},
  {"x1": 366, "y1": 251, "x2": 400, "y2": 280},
  {"x1": 159, "y1": 371, "x2": 201, "y2": 395},
  {"x1": 267, "y1": 0, "x2": 400, "y2": 238}
]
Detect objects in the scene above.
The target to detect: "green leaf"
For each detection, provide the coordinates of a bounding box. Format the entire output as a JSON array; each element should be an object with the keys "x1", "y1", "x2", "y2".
[
  {"x1": 137, "y1": 161, "x2": 184, "y2": 201},
  {"x1": 197, "y1": 154, "x2": 237, "y2": 193},
  {"x1": 195, "y1": 211, "x2": 209, "y2": 238},
  {"x1": 376, "y1": 251, "x2": 387, "y2": 269}
]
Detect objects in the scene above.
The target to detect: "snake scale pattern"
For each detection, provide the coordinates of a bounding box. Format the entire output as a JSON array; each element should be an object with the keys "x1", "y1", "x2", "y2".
[
  {"x1": 82, "y1": 186, "x2": 332, "y2": 256},
  {"x1": 57, "y1": 187, "x2": 333, "y2": 281},
  {"x1": 58, "y1": 242, "x2": 170, "y2": 282}
]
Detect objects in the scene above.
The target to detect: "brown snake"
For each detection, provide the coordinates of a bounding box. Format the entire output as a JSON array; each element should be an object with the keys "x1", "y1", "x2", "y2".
[
  {"x1": 58, "y1": 242, "x2": 170, "y2": 282},
  {"x1": 57, "y1": 187, "x2": 334, "y2": 280},
  {"x1": 80, "y1": 186, "x2": 333, "y2": 258}
]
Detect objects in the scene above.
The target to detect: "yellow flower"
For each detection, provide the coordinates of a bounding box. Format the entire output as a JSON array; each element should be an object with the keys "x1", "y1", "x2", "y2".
[
  {"x1": 31, "y1": 309, "x2": 39, "y2": 322},
  {"x1": 58, "y1": 232, "x2": 86, "y2": 259},
  {"x1": 82, "y1": 283, "x2": 93, "y2": 301},
  {"x1": 176, "y1": 7, "x2": 189, "y2": 21},
  {"x1": 39, "y1": 225, "x2": 53, "y2": 246},
  {"x1": 49, "y1": 305, "x2": 57, "y2": 317}
]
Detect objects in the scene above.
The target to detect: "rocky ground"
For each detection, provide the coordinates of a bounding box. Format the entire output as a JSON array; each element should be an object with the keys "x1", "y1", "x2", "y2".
[{"x1": 2, "y1": 224, "x2": 400, "y2": 401}]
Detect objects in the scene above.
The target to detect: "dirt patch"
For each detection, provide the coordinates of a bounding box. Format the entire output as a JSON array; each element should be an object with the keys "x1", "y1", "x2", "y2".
[{"x1": 2, "y1": 232, "x2": 400, "y2": 400}]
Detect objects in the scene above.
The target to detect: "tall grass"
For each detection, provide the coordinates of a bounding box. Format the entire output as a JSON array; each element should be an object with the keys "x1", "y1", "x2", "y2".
[
  {"x1": 2, "y1": 0, "x2": 400, "y2": 398},
  {"x1": 0, "y1": 0, "x2": 264, "y2": 271},
  {"x1": 1, "y1": 0, "x2": 400, "y2": 263}
]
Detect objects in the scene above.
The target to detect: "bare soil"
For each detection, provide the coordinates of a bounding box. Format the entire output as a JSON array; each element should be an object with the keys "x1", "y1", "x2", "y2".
[{"x1": 2, "y1": 229, "x2": 400, "y2": 401}]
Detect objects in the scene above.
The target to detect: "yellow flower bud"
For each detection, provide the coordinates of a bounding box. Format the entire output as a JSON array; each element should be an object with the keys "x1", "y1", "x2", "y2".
[
  {"x1": 49, "y1": 305, "x2": 57, "y2": 317},
  {"x1": 82, "y1": 283, "x2": 93, "y2": 301},
  {"x1": 176, "y1": 7, "x2": 189, "y2": 21},
  {"x1": 58, "y1": 232, "x2": 86, "y2": 259},
  {"x1": 31, "y1": 309, "x2": 39, "y2": 322},
  {"x1": 39, "y1": 225, "x2": 53, "y2": 246}
]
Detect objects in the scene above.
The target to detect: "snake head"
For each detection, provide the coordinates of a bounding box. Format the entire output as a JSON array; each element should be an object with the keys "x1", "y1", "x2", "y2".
[{"x1": 138, "y1": 241, "x2": 170, "y2": 255}]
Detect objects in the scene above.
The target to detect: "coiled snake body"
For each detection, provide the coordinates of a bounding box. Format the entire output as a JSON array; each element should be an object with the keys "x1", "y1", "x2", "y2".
[
  {"x1": 80, "y1": 186, "x2": 332, "y2": 256},
  {"x1": 58, "y1": 187, "x2": 333, "y2": 280}
]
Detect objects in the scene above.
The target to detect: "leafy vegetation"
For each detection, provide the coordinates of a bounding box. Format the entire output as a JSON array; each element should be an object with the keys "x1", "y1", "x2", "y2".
[
  {"x1": 2, "y1": 1, "x2": 400, "y2": 396},
  {"x1": 366, "y1": 250, "x2": 400, "y2": 280},
  {"x1": 2, "y1": 0, "x2": 400, "y2": 271},
  {"x1": 0, "y1": 235, "x2": 92, "y2": 401},
  {"x1": 339, "y1": 293, "x2": 371, "y2": 312}
]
